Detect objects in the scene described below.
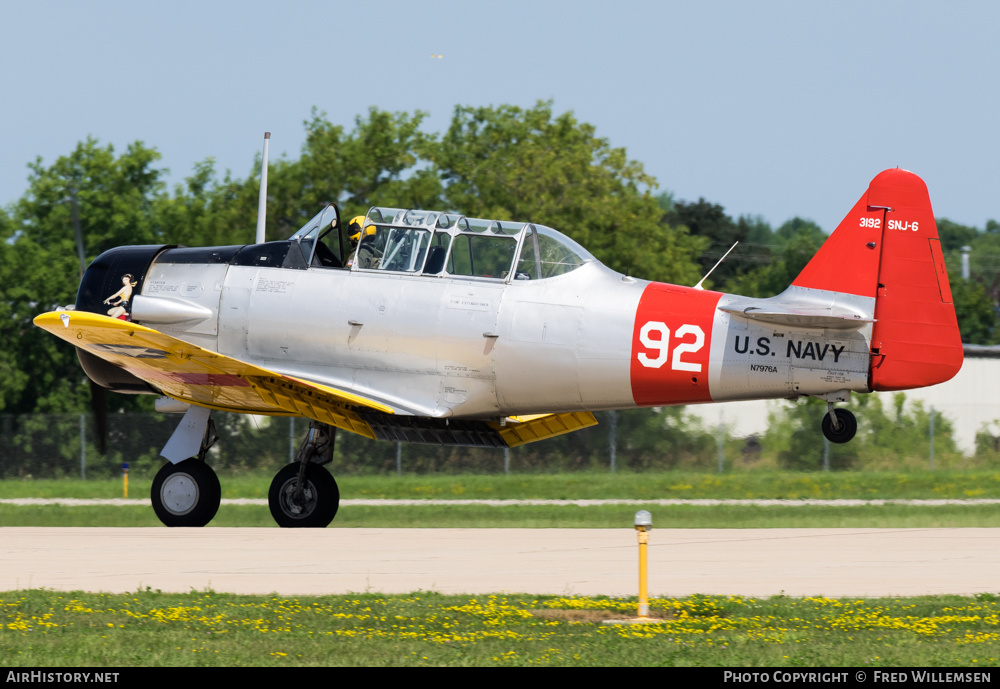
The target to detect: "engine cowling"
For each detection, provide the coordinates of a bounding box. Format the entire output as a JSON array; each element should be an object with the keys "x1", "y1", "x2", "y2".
[{"x1": 75, "y1": 245, "x2": 171, "y2": 393}]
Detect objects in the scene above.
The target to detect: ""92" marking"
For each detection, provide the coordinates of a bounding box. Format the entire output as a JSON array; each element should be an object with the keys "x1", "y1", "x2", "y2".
[{"x1": 637, "y1": 322, "x2": 705, "y2": 371}]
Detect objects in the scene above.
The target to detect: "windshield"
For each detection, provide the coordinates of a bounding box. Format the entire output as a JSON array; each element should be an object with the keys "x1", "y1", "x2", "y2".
[
  {"x1": 288, "y1": 205, "x2": 344, "y2": 268},
  {"x1": 514, "y1": 225, "x2": 594, "y2": 279}
]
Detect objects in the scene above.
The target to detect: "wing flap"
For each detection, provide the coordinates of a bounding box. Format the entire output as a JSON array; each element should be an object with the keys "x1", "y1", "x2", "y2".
[{"x1": 493, "y1": 411, "x2": 599, "y2": 447}]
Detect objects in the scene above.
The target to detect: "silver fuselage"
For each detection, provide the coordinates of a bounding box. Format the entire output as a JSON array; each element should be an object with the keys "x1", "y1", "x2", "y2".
[{"x1": 135, "y1": 256, "x2": 873, "y2": 419}]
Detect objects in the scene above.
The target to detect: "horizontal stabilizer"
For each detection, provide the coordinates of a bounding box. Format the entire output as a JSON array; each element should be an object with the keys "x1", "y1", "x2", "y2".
[{"x1": 718, "y1": 305, "x2": 874, "y2": 330}]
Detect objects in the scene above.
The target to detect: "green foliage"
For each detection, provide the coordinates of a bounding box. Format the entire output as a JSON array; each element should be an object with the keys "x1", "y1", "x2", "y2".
[
  {"x1": 937, "y1": 218, "x2": 979, "y2": 253},
  {"x1": 723, "y1": 217, "x2": 826, "y2": 297},
  {"x1": 430, "y1": 101, "x2": 707, "y2": 285},
  {"x1": 662, "y1": 198, "x2": 746, "y2": 285},
  {"x1": 762, "y1": 393, "x2": 964, "y2": 472},
  {"x1": 8, "y1": 501, "x2": 1000, "y2": 528},
  {"x1": 951, "y1": 278, "x2": 999, "y2": 343},
  {"x1": 8, "y1": 468, "x2": 1000, "y2": 500},
  {"x1": 1, "y1": 140, "x2": 166, "y2": 414},
  {"x1": 939, "y1": 217, "x2": 1000, "y2": 345}
]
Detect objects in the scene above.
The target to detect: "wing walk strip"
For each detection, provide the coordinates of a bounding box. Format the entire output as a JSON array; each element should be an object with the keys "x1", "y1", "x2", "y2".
[{"x1": 33, "y1": 311, "x2": 596, "y2": 448}]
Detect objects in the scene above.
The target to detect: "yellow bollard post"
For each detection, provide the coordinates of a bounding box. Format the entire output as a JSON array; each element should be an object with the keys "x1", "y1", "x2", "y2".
[
  {"x1": 634, "y1": 510, "x2": 652, "y2": 620},
  {"x1": 122, "y1": 463, "x2": 129, "y2": 499}
]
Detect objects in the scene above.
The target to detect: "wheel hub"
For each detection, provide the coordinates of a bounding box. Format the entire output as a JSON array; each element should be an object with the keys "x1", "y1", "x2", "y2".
[
  {"x1": 279, "y1": 479, "x2": 316, "y2": 518},
  {"x1": 160, "y1": 472, "x2": 199, "y2": 515}
]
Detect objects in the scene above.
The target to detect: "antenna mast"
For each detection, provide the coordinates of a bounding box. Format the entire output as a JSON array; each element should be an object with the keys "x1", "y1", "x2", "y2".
[{"x1": 694, "y1": 241, "x2": 739, "y2": 290}]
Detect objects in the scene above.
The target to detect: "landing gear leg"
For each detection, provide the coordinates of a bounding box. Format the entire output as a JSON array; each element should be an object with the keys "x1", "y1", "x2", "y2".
[
  {"x1": 268, "y1": 421, "x2": 340, "y2": 528},
  {"x1": 151, "y1": 414, "x2": 221, "y2": 527},
  {"x1": 821, "y1": 403, "x2": 857, "y2": 444}
]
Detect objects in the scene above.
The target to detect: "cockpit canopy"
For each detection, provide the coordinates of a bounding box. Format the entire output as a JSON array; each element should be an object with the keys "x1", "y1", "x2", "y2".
[{"x1": 288, "y1": 204, "x2": 595, "y2": 282}]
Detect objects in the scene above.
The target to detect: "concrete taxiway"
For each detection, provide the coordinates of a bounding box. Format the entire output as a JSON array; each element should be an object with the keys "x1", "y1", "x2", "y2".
[{"x1": 2, "y1": 527, "x2": 998, "y2": 597}]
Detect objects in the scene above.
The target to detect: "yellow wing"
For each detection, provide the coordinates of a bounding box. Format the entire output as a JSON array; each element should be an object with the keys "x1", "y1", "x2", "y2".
[
  {"x1": 34, "y1": 311, "x2": 598, "y2": 447},
  {"x1": 33, "y1": 311, "x2": 391, "y2": 439}
]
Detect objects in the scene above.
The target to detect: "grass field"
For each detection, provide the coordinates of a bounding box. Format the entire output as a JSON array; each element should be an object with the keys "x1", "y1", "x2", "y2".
[
  {"x1": 2, "y1": 589, "x2": 998, "y2": 667},
  {"x1": 5, "y1": 469, "x2": 1000, "y2": 500},
  {"x1": 3, "y1": 503, "x2": 1000, "y2": 528},
  {"x1": 4, "y1": 470, "x2": 999, "y2": 667},
  {"x1": 3, "y1": 470, "x2": 1000, "y2": 528}
]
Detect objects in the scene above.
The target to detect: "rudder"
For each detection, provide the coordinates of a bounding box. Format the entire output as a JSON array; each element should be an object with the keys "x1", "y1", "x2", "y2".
[
  {"x1": 793, "y1": 168, "x2": 962, "y2": 391},
  {"x1": 866, "y1": 169, "x2": 962, "y2": 390},
  {"x1": 792, "y1": 168, "x2": 963, "y2": 390}
]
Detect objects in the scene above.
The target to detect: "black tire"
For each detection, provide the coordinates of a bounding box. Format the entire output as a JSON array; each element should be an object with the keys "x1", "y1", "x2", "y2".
[
  {"x1": 268, "y1": 463, "x2": 339, "y2": 528},
  {"x1": 821, "y1": 408, "x2": 857, "y2": 444},
  {"x1": 150, "y1": 459, "x2": 221, "y2": 527}
]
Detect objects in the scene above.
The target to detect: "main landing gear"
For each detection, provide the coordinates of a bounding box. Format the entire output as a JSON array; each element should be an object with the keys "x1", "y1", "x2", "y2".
[
  {"x1": 150, "y1": 409, "x2": 341, "y2": 528},
  {"x1": 151, "y1": 416, "x2": 221, "y2": 527},
  {"x1": 268, "y1": 420, "x2": 340, "y2": 528}
]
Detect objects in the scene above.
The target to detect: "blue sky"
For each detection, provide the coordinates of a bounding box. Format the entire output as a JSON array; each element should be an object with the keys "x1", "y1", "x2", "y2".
[{"x1": 2, "y1": 0, "x2": 998, "y2": 234}]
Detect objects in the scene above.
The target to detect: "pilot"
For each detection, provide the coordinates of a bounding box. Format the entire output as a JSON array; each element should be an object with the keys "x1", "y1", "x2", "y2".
[{"x1": 346, "y1": 215, "x2": 380, "y2": 269}]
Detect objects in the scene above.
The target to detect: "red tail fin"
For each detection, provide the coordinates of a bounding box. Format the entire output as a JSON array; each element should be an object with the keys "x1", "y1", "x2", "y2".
[{"x1": 793, "y1": 168, "x2": 963, "y2": 391}]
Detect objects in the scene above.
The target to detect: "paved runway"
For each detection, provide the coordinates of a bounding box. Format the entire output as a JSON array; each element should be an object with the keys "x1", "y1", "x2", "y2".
[{"x1": 2, "y1": 527, "x2": 998, "y2": 597}]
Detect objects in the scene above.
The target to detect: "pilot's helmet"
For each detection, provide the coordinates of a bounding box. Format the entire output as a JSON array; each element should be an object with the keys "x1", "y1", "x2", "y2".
[{"x1": 348, "y1": 216, "x2": 375, "y2": 245}]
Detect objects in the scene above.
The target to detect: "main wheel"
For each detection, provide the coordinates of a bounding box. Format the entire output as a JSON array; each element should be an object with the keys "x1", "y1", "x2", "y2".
[
  {"x1": 151, "y1": 459, "x2": 221, "y2": 527},
  {"x1": 821, "y1": 408, "x2": 857, "y2": 444},
  {"x1": 268, "y1": 463, "x2": 339, "y2": 528}
]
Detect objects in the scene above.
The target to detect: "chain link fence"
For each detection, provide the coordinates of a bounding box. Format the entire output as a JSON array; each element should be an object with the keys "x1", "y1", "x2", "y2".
[
  {"x1": 0, "y1": 408, "x2": 723, "y2": 480},
  {"x1": 2, "y1": 396, "x2": 989, "y2": 480}
]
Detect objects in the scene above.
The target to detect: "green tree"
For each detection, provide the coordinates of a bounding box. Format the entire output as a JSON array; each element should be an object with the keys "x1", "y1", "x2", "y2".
[
  {"x1": 154, "y1": 108, "x2": 442, "y2": 248},
  {"x1": 763, "y1": 393, "x2": 958, "y2": 471},
  {"x1": 1, "y1": 140, "x2": 166, "y2": 414},
  {"x1": 430, "y1": 101, "x2": 706, "y2": 285},
  {"x1": 662, "y1": 198, "x2": 748, "y2": 287},
  {"x1": 951, "y1": 278, "x2": 999, "y2": 344},
  {"x1": 726, "y1": 217, "x2": 826, "y2": 298},
  {"x1": 938, "y1": 218, "x2": 978, "y2": 253}
]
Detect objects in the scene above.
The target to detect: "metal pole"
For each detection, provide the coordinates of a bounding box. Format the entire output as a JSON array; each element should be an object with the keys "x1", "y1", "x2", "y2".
[
  {"x1": 255, "y1": 132, "x2": 270, "y2": 244},
  {"x1": 637, "y1": 530, "x2": 649, "y2": 617},
  {"x1": 823, "y1": 437, "x2": 830, "y2": 472},
  {"x1": 396, "y1": 442, "x2": 402, "y2": 476},
  {"x1": 289, "y1": 417, "x2": 295, "y2": 464},
  {"x1": 634, "y1": 511, "x2": 652, "y2": 620},
  {"x1": 503, "y1": 447, "x2": 510, "y2": 476}
]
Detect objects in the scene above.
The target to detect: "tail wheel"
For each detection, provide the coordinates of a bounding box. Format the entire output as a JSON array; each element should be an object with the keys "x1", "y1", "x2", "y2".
[
  {"x1": 151, "y1": 459, "x2": 221, "y2": 527},
  {"x1": 821, "y1": 408, "x2": 857, "y2": 444},
  {"x1": 268, "y1": 463, "x2": 339, "y2": 528}
]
